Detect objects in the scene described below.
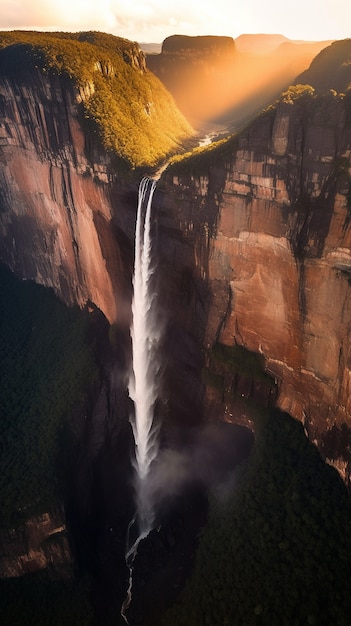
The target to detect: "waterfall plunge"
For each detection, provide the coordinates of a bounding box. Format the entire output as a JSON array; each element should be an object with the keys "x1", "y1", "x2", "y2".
[
  {"x1": 128, "y1": 176, "x2": 161, "y2": 537},
  {"x1": 122, "y1": 177, "x2": 161, "y2": 623}
]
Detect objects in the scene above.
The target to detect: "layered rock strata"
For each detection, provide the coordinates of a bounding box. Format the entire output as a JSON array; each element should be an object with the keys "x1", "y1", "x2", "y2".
[
  {"x1": 159, "y1": 92, "x2": 351, "y2": 482},
  {"x1": 0, "y1": 64, "x2": 121, "y2": 323}
]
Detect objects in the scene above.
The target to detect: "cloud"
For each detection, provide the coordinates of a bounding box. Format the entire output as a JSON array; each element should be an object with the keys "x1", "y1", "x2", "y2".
[
  {"x1": 0, "y1": 0, "x2": 239, "y2": 41},
  {"x1": 0, "y1": 0, "x2": 116, "y2": 32},
  {"x1": 0, "y1": 1, "x2": 349, "y2": 46}
]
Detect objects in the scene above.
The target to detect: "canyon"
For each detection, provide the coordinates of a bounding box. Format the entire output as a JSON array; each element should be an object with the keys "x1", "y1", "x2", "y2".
[
  {"x1": 146, "y1": 33, "x2": 333, "y2": 126},
  {"x1": 0, "y1": 30, "x2": 351, "y2": 624}
]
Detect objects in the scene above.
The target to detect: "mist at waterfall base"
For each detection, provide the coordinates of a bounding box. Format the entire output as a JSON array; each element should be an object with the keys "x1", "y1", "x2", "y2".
[{"x1": 123, "y1": 420, "x2": 253, "y2": 625}]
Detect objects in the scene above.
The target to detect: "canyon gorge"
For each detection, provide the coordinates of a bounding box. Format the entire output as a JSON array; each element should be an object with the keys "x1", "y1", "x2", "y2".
[{"x1": 0, "y1": 30, "x2": 351, "y2": 625}]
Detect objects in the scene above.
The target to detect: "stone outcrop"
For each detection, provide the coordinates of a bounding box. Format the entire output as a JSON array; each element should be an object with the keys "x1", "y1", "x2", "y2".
[
  {"x1": 0, "y1": 35, "x2": 188, "y2": 582},
  {"x1": 77, "y1": 30, "x2": 147, "y2": 72},
  {"x1": 159, "y1": 90, "x2": 351, "y2": 483},
  {"x1": 0, "y1": 510, "x2": 71, "y2": 577}
]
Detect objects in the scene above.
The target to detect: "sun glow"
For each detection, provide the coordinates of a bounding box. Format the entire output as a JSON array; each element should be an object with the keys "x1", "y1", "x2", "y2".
[{"x1": 0, "y1": 0, "x2": 350, "y2": 43}]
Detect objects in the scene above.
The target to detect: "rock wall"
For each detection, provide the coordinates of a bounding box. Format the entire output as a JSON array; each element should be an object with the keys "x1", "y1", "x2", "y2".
[
  {"x1": 0, "y1": 61, "x2": 132, "y2": 325},
  {"x1": 159, "y1": 92, "x2": 351, "y2": 480}
]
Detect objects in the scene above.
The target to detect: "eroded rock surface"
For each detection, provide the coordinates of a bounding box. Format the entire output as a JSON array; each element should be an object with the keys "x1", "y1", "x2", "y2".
[
  {"x1": 159, "y1": 92, "x2": 351, "y2": 483},
  {"x1": 0, "y1": 64, "x2": 123, "y2": 322}
]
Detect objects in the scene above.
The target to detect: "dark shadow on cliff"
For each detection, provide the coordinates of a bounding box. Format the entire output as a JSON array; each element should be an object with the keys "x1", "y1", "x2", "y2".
[
  {"x1": 63, "y1": 317, "x2": 137, "y2": 626},
  {"x1": 0, "y1": 263, "x2": 137, "y2": 625}
]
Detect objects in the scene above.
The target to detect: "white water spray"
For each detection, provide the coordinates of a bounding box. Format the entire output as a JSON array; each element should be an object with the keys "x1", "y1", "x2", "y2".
[
  {"x1": 121, "y1": 177, "x2": 162, "y2": 622},
  {"x1": 129, "y1": 176, "x2": 161, "y2": 532}
]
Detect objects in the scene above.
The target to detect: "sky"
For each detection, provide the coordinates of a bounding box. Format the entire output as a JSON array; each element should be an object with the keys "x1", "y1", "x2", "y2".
[{"x1": 0, "y1": 0, "x2": 350, "y2": 43}]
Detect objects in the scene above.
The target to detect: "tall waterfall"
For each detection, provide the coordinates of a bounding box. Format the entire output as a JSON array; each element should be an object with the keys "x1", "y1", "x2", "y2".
[
  {"x1": 121, "y1": 178, "x2": 162, "y2": 623},
  {"x1": 128, "y1": 176, "x2": 161, "y2": 537},
  {"x1": 129, "y1": 178, "x2": 161, "y2": 534},
  {"x1": 121, "y1": 177, "x2": 162, "y2": 623}
]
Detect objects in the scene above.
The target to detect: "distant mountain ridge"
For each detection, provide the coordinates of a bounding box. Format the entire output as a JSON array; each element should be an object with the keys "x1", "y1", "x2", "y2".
[
  {"x1": 235, "y1": 33, "x2": 290, "y2": 54},
  {"x1": 235, "y1": 33, "x2": 333, "y2": 55},
  {"x1": 161, "y1": 34, "x2": 236, "y2": 56},
  {"x1": 146, "y1": 32, "x2": 333, "y2": 127}
]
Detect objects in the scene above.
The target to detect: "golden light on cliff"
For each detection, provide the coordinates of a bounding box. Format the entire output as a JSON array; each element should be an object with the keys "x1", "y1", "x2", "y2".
[{"x1": 161, "y1": 39, "x2": 331, "y2": 127}]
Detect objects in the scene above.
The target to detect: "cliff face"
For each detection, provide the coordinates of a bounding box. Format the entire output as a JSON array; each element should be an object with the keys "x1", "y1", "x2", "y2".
[
  {"x1": 159, "y1": 90, "x2": 351, "y2": 481},
  {"x1": 0, "y1": 63, "x2": 123, "y2": 323},
  {"x1": 0, "y1": 510, "x2": 71, "y2": 578}
]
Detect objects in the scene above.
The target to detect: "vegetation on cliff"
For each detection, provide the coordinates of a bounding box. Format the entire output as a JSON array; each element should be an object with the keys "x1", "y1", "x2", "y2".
[
  {"x1": 163, "y1": 408, "x2": 351, "y2": 626},
  {"x1": 0, "y1": 30, "x2": 193, "y2": 168},
  {"x1": 202, "y1": 342, "x2": 275, "y2": 399},
  {"x1": 166, "y1": 83, "x2": 349, "y2": 177},
  {"x1": 0, "y1": 263, "x2": 99, "y2": 526}
]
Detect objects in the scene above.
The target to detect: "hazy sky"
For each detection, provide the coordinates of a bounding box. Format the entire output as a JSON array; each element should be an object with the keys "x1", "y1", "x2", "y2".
[{"x1": 0, "y1": 0, "x2": 350, "y2": 43}]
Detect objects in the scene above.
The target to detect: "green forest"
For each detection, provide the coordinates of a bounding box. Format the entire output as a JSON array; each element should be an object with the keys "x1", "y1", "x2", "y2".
[
  {"x1": 0, "y1": 572, "x2": 94, "y2": 626},
  {"x1": 0, "y1": 263, "x2": 99, "y2": 526},
  {"x1": 0, "y1": 30, "x2": 193, "y2": 168},
  {"x1": 0, "y1": 263, "x2": 103, "y2": 623},
  {"x1": 163, "y1": 407, "x2": 351, "y2": 626}
]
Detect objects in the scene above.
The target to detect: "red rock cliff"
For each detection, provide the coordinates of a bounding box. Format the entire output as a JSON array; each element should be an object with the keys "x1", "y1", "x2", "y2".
[
  {"x1": 0, "y1": 62, "x2": 123, "y2": 323},
  {"x1": 159, "y1": 89, "x2": 351, "y2": 480}
]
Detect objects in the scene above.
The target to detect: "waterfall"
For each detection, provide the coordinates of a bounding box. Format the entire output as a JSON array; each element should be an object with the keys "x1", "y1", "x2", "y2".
[
  {"x1": 121, "y1": 177, "x2": 161, "y2": 622},
  {"x1": 129, "y1": 175, "x2": 161, "y2": 532}
]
